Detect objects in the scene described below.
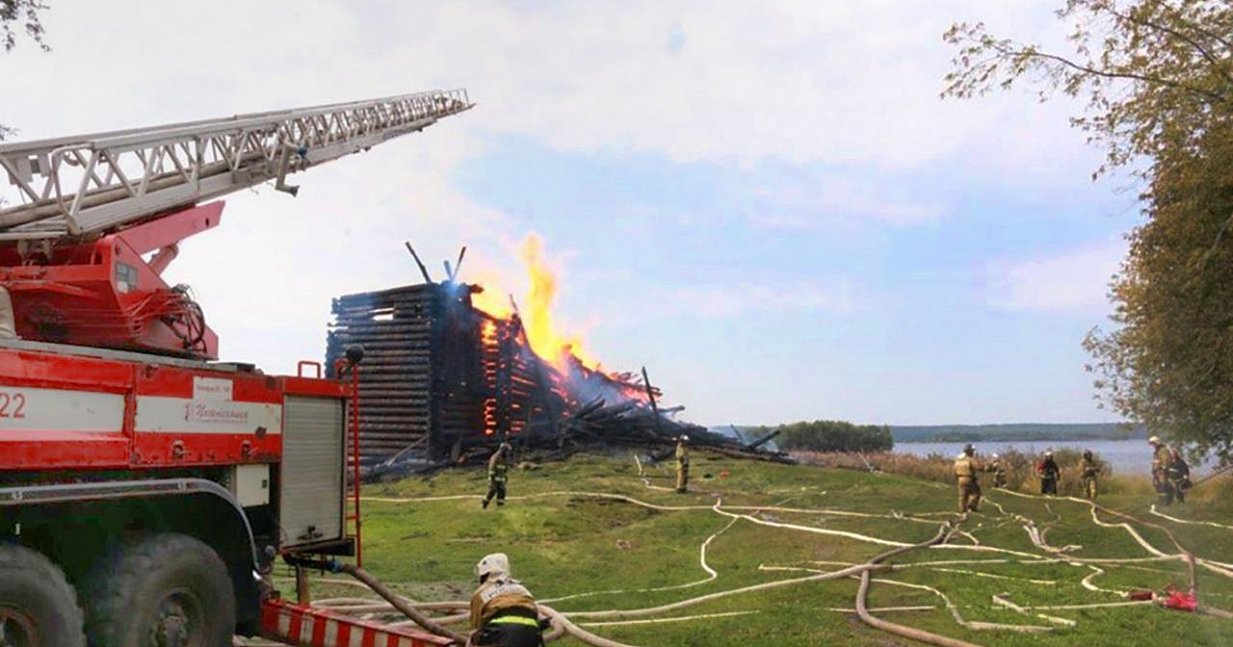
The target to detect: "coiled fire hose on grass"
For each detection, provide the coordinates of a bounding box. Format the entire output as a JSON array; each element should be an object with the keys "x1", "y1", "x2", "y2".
[
  {"x1": 269, "y1": 479, "x2": 1233, "y2": 647},
  {"x1": 322, "y1": 545, "x2": 958, "y2": 647},
  {"x1": 338, "y1": 490, "x2": 1059, "y2": 647},
  {"x1": 985, "y1": 488, "x2": 1233, "y2": 617},
  {"x1": 852, "y1": 522, "x2": 983, "y2": 647}
]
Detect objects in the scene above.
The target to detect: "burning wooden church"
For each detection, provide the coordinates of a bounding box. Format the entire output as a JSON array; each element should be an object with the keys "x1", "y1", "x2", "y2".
[
  {"x1": 325, "y1": 279, "x2": 726, "y2": 469},
  {"x1": 326, "y1": 239, "x2": 789, "y2": 474}
]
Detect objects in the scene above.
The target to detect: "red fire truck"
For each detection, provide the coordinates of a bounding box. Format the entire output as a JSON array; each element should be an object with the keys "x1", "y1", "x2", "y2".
[{"x1": 0, "y1": 91, "x2": 470, "y2": 647}]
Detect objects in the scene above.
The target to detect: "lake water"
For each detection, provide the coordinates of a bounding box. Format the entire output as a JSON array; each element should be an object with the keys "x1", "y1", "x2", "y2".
[{"x1": 894, "y1": 439, "x2": 1213, "y2": 476}]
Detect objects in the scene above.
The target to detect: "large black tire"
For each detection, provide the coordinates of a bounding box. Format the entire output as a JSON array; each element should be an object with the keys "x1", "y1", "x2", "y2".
[
  {"x1": 0, "y1": 543, "x2": 85, "y2": 647},
  {"x1": 81, "y1": 534, "x2": 235, "y2": 647}
]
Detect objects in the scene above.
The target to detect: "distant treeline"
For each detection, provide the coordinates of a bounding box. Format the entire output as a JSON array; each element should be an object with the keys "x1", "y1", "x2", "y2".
[
  {"x1": 721, "y1": 422, "x2": 1144, "y2": 452},
  {"x1": 756, "y1": 420, "x2": 894, "y2": 453},
  {"x1": 890, "y1": 423, "x2": 1145, "y2": 443}
]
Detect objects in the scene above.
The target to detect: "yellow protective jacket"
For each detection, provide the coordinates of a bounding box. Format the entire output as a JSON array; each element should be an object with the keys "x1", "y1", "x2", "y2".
[
  {"x1": 954, "y1": 455, "x2": 982, "y2": 480},
  {"x1": 1081, "y1": 457, "x2": 1099, "y2": 479},
  {"x1": 1151, "y1": 445, "x2": 1171, "y2": 478},
  {"x1": 469, "y1": 575, "x2": 537, "y2": 630},
  {"x1": 676, "y1": 442, "x2": 689, "y2": 467}
]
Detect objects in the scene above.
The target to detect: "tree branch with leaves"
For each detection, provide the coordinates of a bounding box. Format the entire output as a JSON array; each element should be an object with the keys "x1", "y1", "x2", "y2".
[
  {"x1": 1, "y1": 0, "x2": 50, "y2": 141},
  {"x1": 944, "y1": 0, "x2": 1233, "y2": 175},
  {"x1": 1, "y1": 0, "x2": 48, "y2": 53},
  {"x1": 944, "y1": 0, "x2": 1233, "y2": 463}
]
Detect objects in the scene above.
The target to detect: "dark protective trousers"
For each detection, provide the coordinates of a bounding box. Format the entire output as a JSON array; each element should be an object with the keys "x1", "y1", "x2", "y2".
[
  {"x1": 1040, "y1": 477, "x2": 1058, "y2": 495},
  {"x1": 484, "y1": 481, "x2": 507, "y2": 507},
  {"x1": 1157, "y1": 479, "x2": 1185, "y2": 505}
]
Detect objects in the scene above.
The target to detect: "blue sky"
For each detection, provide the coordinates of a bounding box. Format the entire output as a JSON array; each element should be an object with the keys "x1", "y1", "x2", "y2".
[
  {"x1": 451, "y1": 134, "x2": 1137, "y2": 426},
  {"x1": 0, "y1": 0, "x2": 1140, "y2": 426}
]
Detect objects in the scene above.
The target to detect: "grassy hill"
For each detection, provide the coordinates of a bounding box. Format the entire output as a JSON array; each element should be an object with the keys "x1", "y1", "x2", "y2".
[{"x1": 297, "y1": 453, "x2": 1233, "y2": 646}]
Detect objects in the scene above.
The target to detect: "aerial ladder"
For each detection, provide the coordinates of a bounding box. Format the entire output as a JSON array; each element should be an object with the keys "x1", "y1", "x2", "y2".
[
  {"x1": 0, "y1": 89, "x2": 472, "y2": 359},
  {"x1": 0, "y1": 91, "x2": 470, "y2": 647}
]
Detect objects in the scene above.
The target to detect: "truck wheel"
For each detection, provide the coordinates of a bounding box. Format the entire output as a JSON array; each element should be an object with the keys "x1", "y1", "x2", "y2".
[
  {"x1": 82, "y1": 533, "x2": 235, "y2": 647},
  {"x1": 0, "y1": 543, "x2": 86, "y2": 647}
]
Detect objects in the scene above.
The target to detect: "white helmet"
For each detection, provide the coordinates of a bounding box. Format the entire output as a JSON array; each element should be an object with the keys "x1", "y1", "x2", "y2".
[
  {"x1": 1148, "y1": 435, "x2": 1161, "y2": 445},
  {"x1": 680, "y1": 435, "x2": 690, "y2": 443},
  {"x1": 475, "y1": 553, "x2": 510, "y2": 580},
  {"x1": 1045, "y1": 450, "x2": 1053, "y2": 457},
  {"x1": 991, "y1": 453, "x2": 999, "y2": 459}
]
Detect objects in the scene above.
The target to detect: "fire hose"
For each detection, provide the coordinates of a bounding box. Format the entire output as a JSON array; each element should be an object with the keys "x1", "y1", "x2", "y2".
[
  {"x1": 852, "y1": 522, "x2": 984, "y2": 647},
  {"x1": 1149, "y1": 505, "x2": 1233, "y2": 531},
  {"x1": 352, "y1": 490, "x2": 1070, "y2": 644},
  {"x1": 990, "y1": 488, "x2": 1233, "y2": 580},
  {"x1": 986, "y1": 488, "x2": 1233, "y2": 617},
  {"x1": 334, "y1": 563, "x2": 468, "y2": 644},
  {"x1": 1184, "y1": 463, "x2": 1233, "y2": 490},
  {"x1": 304, "y1": 594, "x2": 631, "y2": 647},
  {"x1": 290, "y1": 561, "x2": 635, "y2": 647},
  {"x1": 270, "y1": 480, "x2": 1233, "y2": 647}
]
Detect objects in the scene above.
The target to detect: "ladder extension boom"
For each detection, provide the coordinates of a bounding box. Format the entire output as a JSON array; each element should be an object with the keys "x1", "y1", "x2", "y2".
[{"x1": 0, "y1": 89, "x2": 472, "y2": 240}]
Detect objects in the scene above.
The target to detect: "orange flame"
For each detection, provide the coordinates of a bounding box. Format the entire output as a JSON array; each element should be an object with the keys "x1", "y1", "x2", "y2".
[
  {"x1": 467, "y1": 234, "x2": 599, "y2": 372},
  {"x1": 480, "y1": 320, "x2": 499, "y2": 435},
  {"x1": 518, "y1": 235, "x2": 598, "y2": 371},
  {"x1": 469, "y1": 272, "x2": 514, "y2": 319}
]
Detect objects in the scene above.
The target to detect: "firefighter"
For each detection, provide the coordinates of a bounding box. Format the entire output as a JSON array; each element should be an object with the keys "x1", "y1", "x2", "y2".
[
  {"x1": 469, "y1": 553, "x2": 544, "y2": 647},
  {"x1": 1080, "y1": 449, "x2": 1099, "y2": 500},
  {"x1": 1149, "y1": 435, "x2": 1174, "y2": 504},
  {"x1": 675, "y1": 435, "x2": 690, "y2": 493},
  {"x1": 1037, "y1": 451, "x2": 1060, "y2": 495},
  {"x1": 1150, "y1": 436, "x2": 1190, "y2": 505},
  {"x1": 953, "y1": 444, "x2": 985, "y2": 513},
  {"x1": 1167, "y1": 448, "x2": 1192, "y2": 504},
  {"x1": 483, "y1": 442, "x2": 512, "y2": 509},
  {"x1": 990, "y1": 453, "x2": 1007, "y2": 489}
]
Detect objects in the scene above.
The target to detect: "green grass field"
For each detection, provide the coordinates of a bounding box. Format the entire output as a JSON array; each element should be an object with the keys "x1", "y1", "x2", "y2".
[{"x1": 303, "y1": 452, "x2": 1233, "y2": 646}]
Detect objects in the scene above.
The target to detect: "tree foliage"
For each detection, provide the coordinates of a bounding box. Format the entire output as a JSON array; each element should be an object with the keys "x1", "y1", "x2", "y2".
[
  {"x1": 1, "y1": 0, "x2": 48, "y2": 53},
  {"x1": 944, "y1": 0, "x2": 1232, "y2": 176},
  {"x1": 773, "y1": 420, "x2": 893, "y2": 453},
  {"x1": 944, "y1": 0, "x2": 1233, "y2": 461},
  {"x1": 1, "y1": 0, "x2": 49, "y2": 141}
]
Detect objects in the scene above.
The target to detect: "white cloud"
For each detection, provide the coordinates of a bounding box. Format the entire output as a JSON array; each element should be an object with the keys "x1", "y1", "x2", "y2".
[
  {"x1": 392, "y1": 0, "x2": 1074, "y2": 170},
  {"x1": 0, "y1": 0, "x2": 1111, "y2": 383},
  {"x1": 0, "y1": 1, "x2": 1080, "y2": 169},
  {"x1": 988, "y1": 239, "x2": 1126, "y2": 313}
]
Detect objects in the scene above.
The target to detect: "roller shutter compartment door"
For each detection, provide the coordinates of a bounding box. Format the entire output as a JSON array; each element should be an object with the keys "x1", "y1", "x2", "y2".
[{"x1": 280, "y1": 396, "x2": 345, "y2": 546}]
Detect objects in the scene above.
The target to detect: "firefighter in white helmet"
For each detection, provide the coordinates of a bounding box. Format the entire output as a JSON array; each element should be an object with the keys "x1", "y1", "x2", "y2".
[
  {"x1": 990, "y1": 453, "x2": 1007, "y2": 489},
  {"x1": 469, "y1": 553, "x2": 543, "y2": 646},
  {"x1": 1036, "y1": 450, "x2": 1060, "y2": 495},
  {"x1": 1149, "y1": 435, "x2": 1190, "y2": 505},
  {"x1": 675, "y1": 434, "x2": 691, "y2": 493}
]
